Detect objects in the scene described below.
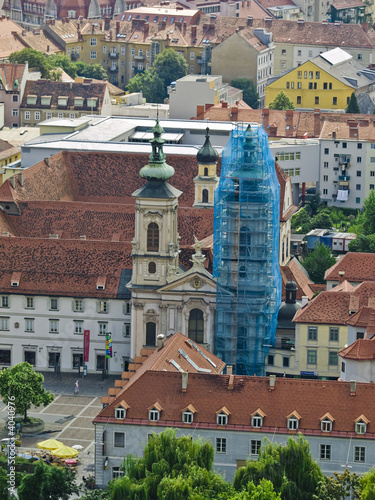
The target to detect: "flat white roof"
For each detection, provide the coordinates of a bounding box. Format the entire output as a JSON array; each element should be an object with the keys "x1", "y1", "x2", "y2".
[{"x1": 320, "y1": 47, "x2": 352, "y2": 66}]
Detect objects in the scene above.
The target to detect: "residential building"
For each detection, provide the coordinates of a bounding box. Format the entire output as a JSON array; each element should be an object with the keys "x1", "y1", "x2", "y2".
[
  {"x1": 276, "y1": 162, "x2": 298, "y2": 265},
  {"x1": 265, "y1": 48, "x2": 375, "y2": 111},
  {"x1": 169, "y1": 75, "x2": 243, "y2": 120},
  {"x1": 0, "y1": 139, "x2": 21, "y2": 180},
  {"x1": 19, "y1": 80, "x2": 111, "y2": 126},
  {"x1": 211, "y1": 28, "x2": 274, "y2": 107},
  {"x1": 0, "y1": 63, "x2": 29, "y2": 128},
  {"x1": 293, "y1": 281, "x2": 375, "y2": 379},
  {"x1": 325, "y1": 252, "x2": 375, "y2": 289},
  {"x1": 94, "y1": 371, "x2": 375, "y2": 486},
  {"x1": 328, "y1": 0, "x2": 369, "y2": 24},
  {"x1": 213, "y1": 124, "x2": 282, "y2": 376}
]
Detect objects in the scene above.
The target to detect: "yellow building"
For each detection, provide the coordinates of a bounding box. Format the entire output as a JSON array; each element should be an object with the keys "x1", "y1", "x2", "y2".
[
  {"x1": 266, "y1": 47, "x2": 374, "y2": 110},
  {"x1": 0, "y1": 142, "x2": 21, "y2": 185}
]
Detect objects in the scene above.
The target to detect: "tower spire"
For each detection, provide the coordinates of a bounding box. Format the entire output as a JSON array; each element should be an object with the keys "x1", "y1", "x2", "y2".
[{"x1": 139, "y1": 118, "x2": 175, "y2": 181}]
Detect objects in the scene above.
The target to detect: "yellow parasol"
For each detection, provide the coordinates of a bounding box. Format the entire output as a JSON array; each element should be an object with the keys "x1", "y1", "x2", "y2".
[
  {"x1": 51, "y1": 445, "x2": 79, "y2": 458},
  {"x1": 37, "y1": 439, "x2": 64, "y2": 451}
]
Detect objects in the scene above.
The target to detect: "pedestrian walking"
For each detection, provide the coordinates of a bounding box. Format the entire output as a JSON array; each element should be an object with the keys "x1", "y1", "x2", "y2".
[{"x1": 74, "y1": 380, "x2": 79, "y2": 394}]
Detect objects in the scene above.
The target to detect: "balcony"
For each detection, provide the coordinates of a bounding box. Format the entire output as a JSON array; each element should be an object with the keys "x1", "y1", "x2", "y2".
[
  {"x1": 109, "y1": 52, "x2": 119, "y2": 59},
  {"x1": 134, "y1": 54, "x2": 145, "y2": 60},
  {"x1": 108, "y1": 66, "x2": 118, "y2": 72},
  {"x1": 339, "y1": 175, "x2": 350, "y2": 181}
]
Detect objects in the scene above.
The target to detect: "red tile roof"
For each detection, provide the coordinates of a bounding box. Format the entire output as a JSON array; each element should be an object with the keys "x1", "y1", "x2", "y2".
[
  {"x1": 346, "y1": 306, "x2": 374, "y2": 327},
  {"x1": 280, "y1": 257, "x2": 319, "y2": 300},
  {"x1": 339, "y1": 337, "x2": 375, "y2": 360},
  {"x1": 94, "y1": 371, "x2": 375, "y2": 436},
  {"x1": 0, "y1": 64, "x2": 27, "y2": 92},
  {"x1": 325, "y1": 253, "x2": 375, "y2": 283}
]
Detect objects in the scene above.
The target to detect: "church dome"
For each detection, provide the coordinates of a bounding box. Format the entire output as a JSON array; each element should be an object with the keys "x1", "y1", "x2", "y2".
[
  {"x1": 197, "y1": 128, "x2": 219, "y2": 164},
  {"x1": 277, "y1": 281, "x2": 301, "y2": 329}
]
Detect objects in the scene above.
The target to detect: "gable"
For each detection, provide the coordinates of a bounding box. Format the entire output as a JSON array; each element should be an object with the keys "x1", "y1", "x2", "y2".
[{"x1": 158, "y1": 272, "x2": 216, "y2": 294}]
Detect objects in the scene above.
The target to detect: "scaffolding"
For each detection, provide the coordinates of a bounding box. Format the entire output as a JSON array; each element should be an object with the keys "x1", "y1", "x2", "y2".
[{"x1": 213, "y1": 124, "x2": 281, "y2": 376}]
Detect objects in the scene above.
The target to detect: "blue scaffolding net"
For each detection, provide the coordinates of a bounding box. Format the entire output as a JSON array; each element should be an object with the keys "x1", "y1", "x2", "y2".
[{"x1": 213, "y1": 124, "x2": 282, "y2": 376}]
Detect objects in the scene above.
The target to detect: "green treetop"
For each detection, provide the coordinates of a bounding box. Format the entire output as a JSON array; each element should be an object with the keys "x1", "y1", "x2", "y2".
[
  {"x1": 269, "y1": 91, "x2": 295, "y2": 110},
  {"x1": 346, "y1": 92, "x2": 360, "y2": 114}
]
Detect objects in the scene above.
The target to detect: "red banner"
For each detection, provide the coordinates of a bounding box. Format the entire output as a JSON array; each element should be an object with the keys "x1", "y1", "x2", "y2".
[{"x1": 84, "y1": 330, "x2": 90, "y2": 362}]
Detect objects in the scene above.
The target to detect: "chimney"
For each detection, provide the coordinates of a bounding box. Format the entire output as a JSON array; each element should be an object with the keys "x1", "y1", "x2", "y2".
[
  {"x1": 226, "y1": 365, "x2": 233, "y2": 375},
  {"x1": 116, "y1": 21, "x2": 120, "y2": 34},
  {"x1": 157, "y1": 333, "x2": 164, "y2": 349},
  {"x1": 91, "y1": 24, "x2": 95, "y2": 34},
  {"x1": 247, "y1": 16, "x2": 253, "y2": 26},
  {"x1": 265, "y1": 17, "x2": 272, "y2": 28},
  {"x1": 197, "y1": 104, "x2": 204, "y2": 117},
  {"x1": 350, "y1": 380, "x2": 356, "y2": 395},
  {"x1": 269, "y1": 374, "x2": 276, "y2": 390},
  {"x1": 22, "y1": 29, "x2": 26, "y2": 36},
  {"x1": 262, "y1": 108, "x2": 269, "y2": 116},
  {"x1": 301, "y1": 296, "x2": 309, "y2": 307},
  {"x1": 338, "y1": 270, "x2": 345, "y2": 282},
  {"x1": 191, "y1": 25, "x2": 197, "y2": 39},
  {"x1": 222, "y1": 102, "x2": 228, "y2": 108},
  {"x1": 9, "y1": 177, "x2": 15, "y2": 189},
  {"x1": 109, "y1": 30, "x2": 112, "y2": 41},
  {"x1": 314, "y1": 108, "x2": 320, "y2": 137},
  {"x1": 181, "y1": 372, "x2": 188, "y2": 392},
  {"x1": 231, "y1": 105, "x2": 238, "y2": 121},
  {"x1": 228, "y1": 374, "x2": 234, "y2": 389},
  {"x1": 18, "y1": 172, "x2": 23, "y2": 186},
  {"x1": 104, "y1": 17, "x2": 110, "y2": 30},
  {"x1": 144, "y1": 22, "x2": 149, "y2": 37}
]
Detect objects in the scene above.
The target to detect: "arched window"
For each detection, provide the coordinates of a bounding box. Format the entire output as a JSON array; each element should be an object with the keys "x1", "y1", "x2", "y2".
[
  {"x1": 204, "y1": 167, "x2": 208, "y2": 176},
  {"x1": 147, "y1": 222, "x2": 159, "y2": 252},
  {"x1": 188, "y1": 309, "x2": 204, "y2": 343},
  {"x1": 239, "y1": 226, "x2": 251, "y2": 257},
  {"x1": 145, "y1": 322, "x2": 156, "y2": 346},
  {"x1": 202, "y1": 189, "x2": 209, "y2": 203},
  {"x1": 148, "y1": 261, "x2": 156, "y2": 274}
]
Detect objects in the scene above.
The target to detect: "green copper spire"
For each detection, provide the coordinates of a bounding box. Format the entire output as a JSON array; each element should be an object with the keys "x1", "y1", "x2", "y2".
[
  {"x1": 139, "y1": 119, "x2": 175, "y2": 181},
  {"x1": 197, "y1": 127, "x2": 219, "y2": 164}
]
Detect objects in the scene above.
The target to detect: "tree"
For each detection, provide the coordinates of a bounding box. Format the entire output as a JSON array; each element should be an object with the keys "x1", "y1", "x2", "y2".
[
  {"x1": 361, "y1": 189, "x2": 375, "y2": 235},
  {"x1": 230, "y1": 78, "x2": 259, "y2": 108},
  {"x1": 153, "y1": 48, "x2": 188, "y2": 94},
  {"x1": 127, "y1": 70, "x2": 165, "y2": 103},
  {"x1": 346, "y1": 92, "x2": 360, "y2": 114},
  {"x1": 310, "y1": 211, "x2": 333, "y2": 230},
  {"x1": 0, "y1": 363, "x2": 54, "y2": 422},
  {"x1": 302, "y1": 242, "x2": 336, "y2": 284},
  {"x1": 268, "y1": 91, "x2": 295, "y2": 110},
  {"x1": 348, "y1": 233, "x2": 375, "y2": 253},
  {"x1": 18, "y1": 461, "x2": 78, "y2": 500},
  {"x1": 313, "y1": 469, "x2": 359, "y2": 500},
  {"x1": 234, "y1": 435, "x2": 323, "y2": 500},
  {"x1": 9, "y1": 48, "x2": 51, "y2": 78},
  {"x1": 357, "y1": 467, "x2": 375, "y2": 499},
  {"x1": 75, "y1": 61, "x2": 108, "y2": 80},
  {"x1": 48, "y1": 53, "x2": 77, "y2": 79}
]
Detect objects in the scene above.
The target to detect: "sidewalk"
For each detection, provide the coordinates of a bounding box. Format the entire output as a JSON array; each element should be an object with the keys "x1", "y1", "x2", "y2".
[{"x1": 38, "y1": 371, "x2": 118, "y2": 397}]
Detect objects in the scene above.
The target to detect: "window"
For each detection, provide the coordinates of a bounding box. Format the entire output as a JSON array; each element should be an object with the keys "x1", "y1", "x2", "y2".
[
  {"x1": 0, "y1": 350, "x2": 11, "y2": 365},
  {"x1": 25, "y1": 319, "x2": 34, "y2": 332},
  {"x1": 354, "y1": 446, "x2": 365, "y2": 462},
  {"x1": 123, "y1": 323, "x2": 130, "y2": 337},
  {"x1": 323, "y1": 189, "x2": 328, "y2": 195},
  {"x1": 182, "y1": 410, "x2": 193, "y2": 423},
  {"x1": 329, "y1": 83, "x2": 332, "y2": 89},
  {"x1": 323, "y1": 82, "x2": 328, "y2": 89},
  {"x1": 315, "y1": 71, "x2": 320, "y2": 79},
  {"x1": 333, "y1": 97, "x2": 337, "y2": 105},
  {"x1": 149, "y1": 408, "x2": 159, "y2": 421},
  {"x1": 356, "y1": 197, "x2": 361, "y2": 204},
  {"x1": 112, "y1": 467, "x2": 124, "y2": 478},
  {"x1": 315, "y1": 97, "x2": 319, "y2": 105},
  {"x1": 115, "y1": 407, "x2": 125, "y2": 419},
  {"x1": 50, "y1": 298, "x2": 58, "y2": 310},
  {"x1": 286, "y1": 416, "x2": 298, "y2": 430},
  {"x1": 252, "y1": 415, "x2": 262, "y2": 428},
  {"x1": 358, "y1": 143, "x2": 363, "y2": 149},
  {"x1": 188, "y1": 309, "x2": 204, "y2": 343},
  {"x1": 286, "y1": 82, "x2": 290, "y2": 89},
  {"x1": 324, "y1": 148, "x2": 329, "y2": 155},
  {"x1": 341, "y1": 361, "x2": 345, "y2": 373},
  {"x1": 90, "y1": 37, "x2": 97, "y2": 45},
  {"x1": 0, "y1": 318, "x2": 9, "y2": 330},
  {"x1": 283, "y1": 357, "x2": 290, "y2": 368},
  {"x1": 131, "y1": 48, "x2": 135, "y2": 56},
  {"x1": 356, "y1": 184, "x2": 361, "y2": 191},
  {"x1": 25, "y1": 111, "x2": 30, "y2": 120},
  {"x1": 96, "y1": 354, "x2": 105, "y2": 371},
  {"x1": 297, "y1": 96, "x2": 301, "y2": 104},
  {"x1": 267, "y1": 354, "x2": 274, "y2": 365},
  {"x1": 98, "y1": 322, "x2": 107, "y2": 336},
  {"x1": 49, "y1": 320, "x2": 59, "y2": 333},
  {"x1": 34, "y1": 111, "x2": 40, "y2": 120},
  {"x1": 12, "y1": 95, "x2": 18, "y2": 102},
  {"x1": 25, "y1": 297, "x2": 34, "y2": 309},
  {"x1": 356, "y1": 421, "x2": 366, "y2": 434},
  {"x1": 72, "y1": 353, "x2": 83, "y2": 369},
  {"x1": 357, "y1": 53, "x2": 363, "y2": 60},
  {"x1": 307, "y1": 350, "x2": 317, "y2": 364},
  {"x1": 74, "y1": 321, "x2": 83, "y2": 334},
  {"x1": 148, "y1": 261, "x2": 156, "y2": 274},
  {"x1": 251, "y1": 440, "x2": 261, "y2": 455},
  {"x1": 297, "y1": 82, "x2": 301, "y2": 89},
  {"x1": 357, "y1": 170, "x2": 361, "y2": 177},
  {"x1": 329, "y1": 351, "x2": 338, "y2": 366},
  {"x1": 323, "y1": 175, "x2": 328, "y2": 182},
  {"x1": 73, "y1": 299, "x2": 84, "y2": 312},
  {"x1": 357, "y1": 157, "x2": 362, "y2": 163},
  {"x1": 308, "y1": 82, "x2": 312, "y2": 90},
  {"x1": 12, "y1": 109, "x2": 18, "y2": 116},
  {"x1": 297, "y1": 71, "x2": 302, "y2": 79},
  {"x1": 329, "y1": 327, "x2": 339, "y2": 341},
  {"x1": 114, "y1": 432, "x2": 125, "y2": 447},
  {"x1": 321, "y1": 418, "x2": 332, "y2": 432},
  {"x1": 98, "y1": 300, "x2": 108, "y2": 313},
  {"x1": 48, "y1": 352, "x2": 60, "y2": 368},
  {"x1": 90, "y1": 51, "x2": 97, "y2": 59},
  {"x1": 202, "y1": 189, "x2": 209, "y2": 203},
  {"x1": 24, "y1": 350, "x2": 36, "y2": 366},
  {"x1": 320, "y1": 444, "x2": 331, "y2": 460},
  {"x1": 124, "y1": 301, "x2": 131, "y2": 314},
  {"x1": 217, "y1": 412, "x2": 228, "y2": 426},
  {"x1": 146, "y1": 322, "x2": 156, "y2": 346},
  {"x1": 216, "y1": 438, "x2": 226, "y2": 453},
  {"x1": 281, "y1": 49, "x2": 286, "y2": 55},
  {"x1": 147, "y1": 222, "x2": 159, "y2": 251},
  {"x1": 46, "y1": 112, "x2": 52, "y2": 120},
  {"x1": 0, "y1": 296, "x2": 9, "y2": 308},
  {"x1": 308, "y1": 326, "x2": 317, "y2": 341}
]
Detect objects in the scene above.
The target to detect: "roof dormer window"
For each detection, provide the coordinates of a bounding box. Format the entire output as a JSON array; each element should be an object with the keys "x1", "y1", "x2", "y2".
[
  {"x1": 355, "y1": 414, "x2": 369, "y2": 434},
  {"x1": 216, "y1": 406, "x2": 231, "y2": 426},
  {"x1": 41, "y1": 95, "x2": 52, "y2": 106},
  {"x1": 26, "y1": 95, "x2": 37, "y2": 105},
  {"x1": 148, "y1": 402, "x2": 162, "y2": 422},
  {"x1": 58, "y1": 96, "x2": 68, "y2": 107},
  {"x1": 320, "y1": 412, "x2": 334, "y2": 432},
  {"x1": 251, "y1": 408, "x2": 265, "y2": 428},
  {"x1": 115, "y1": 407, "x2": 126, "y2": 419},
  {"x1": 87, "y1": 97, "x2": 98, "y2": 108},
  {"x1": 182, "y1": 410, "x2": 193, "y2": 424},
  {"x1": 286, "y1": 410, "x2": 301, "y2": 431},
  {"x1": 74, "y1": 97, "x2": 84, "y2": 107}
]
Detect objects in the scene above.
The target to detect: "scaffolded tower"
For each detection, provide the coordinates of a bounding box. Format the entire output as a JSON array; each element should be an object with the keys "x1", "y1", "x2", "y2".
[{"x1": 213, "y1": 124, "x2": 281, "y2": 376}]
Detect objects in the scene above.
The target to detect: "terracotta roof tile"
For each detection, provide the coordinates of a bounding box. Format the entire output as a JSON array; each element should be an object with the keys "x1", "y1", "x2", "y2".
[
  {"x1": 280, "y1": 257, "x2": 318, "y2": 300},
  {"x1": 346, "y1": 306, "x2": 374, "y2": 327},
  {"x1": 339, "y1": 337, "x2": 375, "y2": 360},
  {"x1": 94, "y1": 371, "x2": 375, "y2": 435},
  {"x1": 325, "y1": 252, "x2": 375, "y2": 282}
]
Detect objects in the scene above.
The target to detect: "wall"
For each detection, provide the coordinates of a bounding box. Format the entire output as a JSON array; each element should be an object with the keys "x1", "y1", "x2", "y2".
[{"x1": 169, "y1": 77, "x2": 222, "y2": 120}]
